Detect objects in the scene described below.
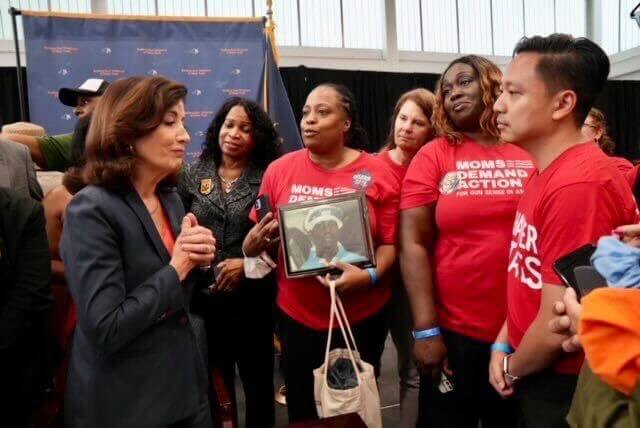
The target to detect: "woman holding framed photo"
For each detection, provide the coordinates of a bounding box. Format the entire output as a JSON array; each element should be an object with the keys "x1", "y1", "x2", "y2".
[{"x1": 242, "y1": 83, "x2": 400, "y2": 423}]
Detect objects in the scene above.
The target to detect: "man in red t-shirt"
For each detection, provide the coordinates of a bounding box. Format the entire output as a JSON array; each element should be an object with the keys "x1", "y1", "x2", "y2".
[{"x1": 491, "y1": 34, "x2": 638, "y2": 427}]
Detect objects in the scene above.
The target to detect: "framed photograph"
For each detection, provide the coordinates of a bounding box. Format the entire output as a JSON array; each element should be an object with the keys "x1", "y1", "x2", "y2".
[{"x1": 278, "y1": 192, "x2": 376, "y2": 278}]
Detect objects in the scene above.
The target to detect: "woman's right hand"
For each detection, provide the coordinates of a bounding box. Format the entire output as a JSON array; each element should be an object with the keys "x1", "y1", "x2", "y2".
[
  {"x1": 171, "y1": 213, "x2": 216, "y2": 281},
  {"x1": 413, "y1": 335, "x2": 450, "y2": 383},
  {"x1": 242, "y1": 212, "x2": 280, "y2": 257}
]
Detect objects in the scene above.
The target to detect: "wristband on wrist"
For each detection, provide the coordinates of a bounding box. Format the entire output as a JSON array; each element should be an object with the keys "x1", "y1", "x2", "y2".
[
  {"x1": 412, "y1": 327, "x2": 441, "y2": 340},
  {"x1": 490, "y1": 342, "x2": 514, "y2": 354},
  {"x1": 365, "y1": 267, "x2": 379, "y2": 285}
]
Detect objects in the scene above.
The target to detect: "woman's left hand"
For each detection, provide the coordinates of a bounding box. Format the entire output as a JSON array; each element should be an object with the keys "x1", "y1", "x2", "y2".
[
  {"x1": 315, "y1": 261, "x2": 372, "y2": 294},
  {"x1": 214, "y1": 258, "x2": 245, "y2": 293}
]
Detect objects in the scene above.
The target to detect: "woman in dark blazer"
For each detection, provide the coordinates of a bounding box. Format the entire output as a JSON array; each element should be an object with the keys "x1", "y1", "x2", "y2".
[
  {"x1": 61, "y1": 76, "x2": 216, "y2": 428},
  {"x1": 179, "y1": 97, "x2": 280, "y2": 427}
]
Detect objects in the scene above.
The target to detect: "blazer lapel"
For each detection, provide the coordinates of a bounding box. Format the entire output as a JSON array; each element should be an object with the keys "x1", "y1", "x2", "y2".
[{"x1": 123, "y1": 190, "x2": 170, "y2": 263}]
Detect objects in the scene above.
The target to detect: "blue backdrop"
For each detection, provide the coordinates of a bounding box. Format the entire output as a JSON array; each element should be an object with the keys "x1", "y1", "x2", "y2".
[{"x1": 22, "y1": 14, "x2": 301, "y2": 158}]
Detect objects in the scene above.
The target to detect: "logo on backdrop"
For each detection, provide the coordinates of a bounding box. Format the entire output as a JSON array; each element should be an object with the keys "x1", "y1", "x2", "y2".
[
  {"x1": 136, "y1": 48, "x2": 167, "y2": 55},
  {"x1": 220, "y1": 48, "x2": 248, "y2": 56},
  {"x1": 101, "y1": 47, "x2": 112, "y2": 54},
  {"x1": 187, "y1": 48, "x2": 200, "y2": 55},
  {"x1": 94, "y1": 69, "x2": 125, "y2": 77},
  {"x1": 223, "y1": 88, "x2": 251, "y2": 96},
  {"x1": 181, "y1": 68, "x2": 212, "y2": 76},
  {"x1": 44, "y1": 46, "x2": 78, "y2": 54}
]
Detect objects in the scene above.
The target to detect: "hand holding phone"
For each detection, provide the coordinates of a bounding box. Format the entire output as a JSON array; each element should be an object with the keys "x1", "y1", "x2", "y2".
[{"x1": 255, "y1": 194, "x2": 272, "y2": 222}]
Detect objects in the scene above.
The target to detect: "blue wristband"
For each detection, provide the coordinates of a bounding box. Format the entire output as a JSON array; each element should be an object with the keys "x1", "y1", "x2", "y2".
[
  {"x1": 366, "y1": 267, "x2": 379, "y2": 285},
  {"x1": 490, "y1": 342, "x2": 514, "y2": 354},
  {"x1": 412, "y1": 327, "x2": 441, "y2": 340}
]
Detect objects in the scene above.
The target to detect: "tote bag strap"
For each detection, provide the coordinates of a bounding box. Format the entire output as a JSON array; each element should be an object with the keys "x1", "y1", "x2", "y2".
[{"x1": 322, "y1": 282, "x2": 362, "y2": 385}]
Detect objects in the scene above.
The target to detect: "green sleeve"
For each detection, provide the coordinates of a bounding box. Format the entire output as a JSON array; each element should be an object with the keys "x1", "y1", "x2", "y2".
[{"x1": 37, "y1": 133, "x2": 73, "y2": 172}]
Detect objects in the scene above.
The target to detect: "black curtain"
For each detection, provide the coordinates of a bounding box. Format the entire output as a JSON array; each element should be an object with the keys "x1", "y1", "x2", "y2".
[
  {"x1": 280, "y1": 66, "x2": 440, "y2": 153},
  {"x1": 2, "y1": 65, "x2": 639, "y2": 158},
  {"x1": 0, "y1": 67, "x2": 28, "y2": 127},
  {"x1": 594, "y1": 80, "x2": 640, "y2": 160}
]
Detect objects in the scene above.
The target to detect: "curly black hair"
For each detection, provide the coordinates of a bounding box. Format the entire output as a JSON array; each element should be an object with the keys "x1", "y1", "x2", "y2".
[{"x1": 200, "y1": 97, "x2": 281, "y2": 169}]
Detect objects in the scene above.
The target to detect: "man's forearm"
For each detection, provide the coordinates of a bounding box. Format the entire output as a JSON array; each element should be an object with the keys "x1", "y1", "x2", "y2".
[{"x1": 509, "y1": 314, "x2": 564, "y2": 377}]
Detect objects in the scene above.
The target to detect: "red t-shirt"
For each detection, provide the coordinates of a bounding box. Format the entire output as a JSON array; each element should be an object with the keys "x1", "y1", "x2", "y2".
[
  {"x1": 625, "y1": 164, "x2": 640, "y2": 189},
  {"x1": 401, "y1": 137, "x2": 534, "y2": 342},
  {"x1": 606, "y1": 155, "x2": 633, "y2": 174},
  {"x1": 379, "y1": 149, "x2": 409, "y2": 183},
  {"x1": 253, "y1": 149, "x2": 400, "y2": 330},
  {"x1": 507, "y1": 143, "x2": 638, "y2": 374}
]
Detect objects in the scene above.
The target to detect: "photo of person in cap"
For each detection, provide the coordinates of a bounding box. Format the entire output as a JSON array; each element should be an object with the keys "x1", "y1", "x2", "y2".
[
  {"x1": 300, "y1": 204, "x2": 366, "y2": 270},
  {"x1": 0, "y1": 78, "x2": 108, "y2": 171}
]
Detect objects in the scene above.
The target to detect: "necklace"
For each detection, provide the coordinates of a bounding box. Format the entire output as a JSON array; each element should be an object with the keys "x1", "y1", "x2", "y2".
[{"x1": 219, "y1": 174, "x2": 240, "y2": 193}]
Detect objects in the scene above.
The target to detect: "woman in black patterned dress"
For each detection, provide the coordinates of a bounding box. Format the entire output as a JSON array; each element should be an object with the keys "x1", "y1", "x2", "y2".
[{"x1": 179, "y1": 97, "x2": 281, "y2": 427}]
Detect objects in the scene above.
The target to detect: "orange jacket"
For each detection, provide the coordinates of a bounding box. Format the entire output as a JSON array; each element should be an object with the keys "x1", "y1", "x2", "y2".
[{"x1": 580, "y1": 288, "x2": 640, "y2": 396}]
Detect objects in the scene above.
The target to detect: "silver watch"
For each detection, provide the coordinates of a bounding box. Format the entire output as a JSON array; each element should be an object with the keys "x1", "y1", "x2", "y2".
[{"x1": 502, "y1": 353, "x2": 520, "y2": 383}]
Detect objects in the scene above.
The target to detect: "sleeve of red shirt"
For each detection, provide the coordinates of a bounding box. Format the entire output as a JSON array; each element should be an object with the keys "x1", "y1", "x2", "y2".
[
  {"x1": 400, "y1": 139, "x2": 444, "y2": 210},
  {"x1": 248, "y1": 162, "x2": 276, "y2": 224},
  {"x1": 373, "y1": 164, "x2": 400, "y2": 245},
  {"x1": 538, "y1": 181, "x2": 629, "y2": 286},
  {"x1": 624, "y1": 164, "x2": 640, "y2": 189}
]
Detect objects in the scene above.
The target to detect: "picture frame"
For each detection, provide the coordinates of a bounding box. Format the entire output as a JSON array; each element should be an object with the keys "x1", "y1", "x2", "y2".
[{"x1": 278, "y1": 192, "x2": 376, "y2": 278}]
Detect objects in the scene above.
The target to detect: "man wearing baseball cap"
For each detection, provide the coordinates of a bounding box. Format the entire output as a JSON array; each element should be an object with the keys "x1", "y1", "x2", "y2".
[
  {"x1": 300, "y1": 205, "x2": 366, "y2": 270},
  {"x1": 0, "y1": 78, "x2": 108, "y2": 171}
]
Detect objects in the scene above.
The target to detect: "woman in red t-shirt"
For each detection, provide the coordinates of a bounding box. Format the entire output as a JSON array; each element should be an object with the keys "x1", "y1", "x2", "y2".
[
  {"x1": 243, "y1": 83, "x2": 399, "y2": 422},
  {"x1": 581, "y1": 107, "x2": 633, "y2": 173},
  {"x1": 400, "y1": 55, "x2": 533, "y2": 427},
  {"x1": 378, "y1": 88, "x2": 435, "y2": 427}
]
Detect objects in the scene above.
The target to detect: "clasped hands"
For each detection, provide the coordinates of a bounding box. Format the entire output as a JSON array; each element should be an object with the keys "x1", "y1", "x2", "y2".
[{"x1": 170, "y1": 213, "x2": 217, "y2": 282}]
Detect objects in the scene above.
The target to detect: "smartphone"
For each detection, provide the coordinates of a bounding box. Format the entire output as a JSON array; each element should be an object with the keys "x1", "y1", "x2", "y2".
[
  {"x1": 438, "y1": 372, "x2": 454, "y2": 394},
  {"x1": 552, "y1": 244, "x2": 597, "y2": 295},
  {"x1": 573, "y1": 266, "x2": 606, "y2": 299},
  {"x1": 255, "y1": 194, "x2": 272, "y2": 222}
]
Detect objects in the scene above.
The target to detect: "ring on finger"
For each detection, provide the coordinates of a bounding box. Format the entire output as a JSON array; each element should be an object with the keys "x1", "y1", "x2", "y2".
[{"x1": 264, "y1": 236, "x2": 271, "y2": 243}]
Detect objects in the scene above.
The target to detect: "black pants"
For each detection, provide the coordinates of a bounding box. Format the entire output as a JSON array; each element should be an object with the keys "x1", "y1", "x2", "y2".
[
  {"x1": 196, "y1": 280, "x2": 276, "y2": 428},
  {"x1": 277, "y1": 305, "x2": 389, "y2": 423},
  {"x1": 516, "y1": 371, "x2": 578, "y2": 428},
  {"x1": 417, "y1": 328, "x2": 517, "y2": 428}
]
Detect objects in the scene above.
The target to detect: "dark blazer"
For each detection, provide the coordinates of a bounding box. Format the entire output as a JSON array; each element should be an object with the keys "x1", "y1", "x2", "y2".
[
  {"x1": 178, "y1": 158, "x2": 263, "y2": 263},
  {"x1": 0, "y1": 187, "x2": 51, "y2": 422},
  {"x1": 0, "y1": 138, "x2": 43, "y2": 201},
  {"x1": 60, "y1": 185, "x2": 208, "y2": 428}
]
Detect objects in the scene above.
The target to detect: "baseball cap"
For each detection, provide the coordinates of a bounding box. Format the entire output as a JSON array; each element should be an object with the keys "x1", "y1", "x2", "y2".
[
  {"x1": 59, "y1": 79, "x2": 109, "y2": 107},
  {"x1": 304, "y1": 205, "x2": 344, "y2": 232}
]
